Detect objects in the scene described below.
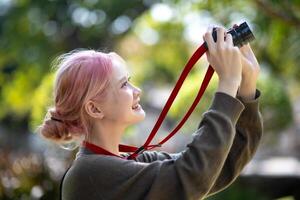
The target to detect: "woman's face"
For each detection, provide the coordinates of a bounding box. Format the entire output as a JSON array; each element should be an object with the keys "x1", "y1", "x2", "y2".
[{"x1": 101, "y1": 55, "x2": 146, "y2": 125}]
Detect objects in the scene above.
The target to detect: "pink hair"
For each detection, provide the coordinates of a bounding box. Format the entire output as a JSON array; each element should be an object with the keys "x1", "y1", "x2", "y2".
[{"x1": 38, "y1": 49, "x2": 117, "y2": 143}]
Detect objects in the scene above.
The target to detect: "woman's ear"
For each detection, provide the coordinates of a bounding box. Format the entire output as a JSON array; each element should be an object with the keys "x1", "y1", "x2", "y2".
[{"x1": 85, "y1": 100, "x2": 104, "y2": 119}]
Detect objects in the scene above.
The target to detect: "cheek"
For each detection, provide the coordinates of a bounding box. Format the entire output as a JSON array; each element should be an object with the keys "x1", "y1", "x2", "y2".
[
  {"x1": 117, "y1": 89, "x2": 133, "y2": 109},
  {"x1": 106, "y1": 88, "x2": 134, "y2": 117},
  {"x1": 123, "y1": 89, "x2": 134, "y2": 105}
]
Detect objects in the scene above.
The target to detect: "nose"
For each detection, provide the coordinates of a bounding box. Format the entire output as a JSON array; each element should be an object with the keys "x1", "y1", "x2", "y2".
[{"x1": 133, "y1": 85, "x2": 141, "y2": 98}]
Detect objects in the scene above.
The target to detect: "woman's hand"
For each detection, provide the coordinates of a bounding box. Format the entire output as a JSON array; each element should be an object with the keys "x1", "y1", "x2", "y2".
[
  {"x1": 203, "y1": 27, "x2": 242, "y2": 97},
  {"x1": 238, "y1": 43, "x2": 260, "y2": 101}
]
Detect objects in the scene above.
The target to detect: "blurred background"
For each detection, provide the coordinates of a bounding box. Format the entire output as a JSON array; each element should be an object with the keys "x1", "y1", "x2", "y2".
[{"x1": 0, "y1": 0, "x2": 299, "y2": 199}]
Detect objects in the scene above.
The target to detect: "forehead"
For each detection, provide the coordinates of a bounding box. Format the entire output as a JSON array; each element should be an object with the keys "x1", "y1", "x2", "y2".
[{"x1": 111, "y1": 56, "x2": 129, "y2": 81}]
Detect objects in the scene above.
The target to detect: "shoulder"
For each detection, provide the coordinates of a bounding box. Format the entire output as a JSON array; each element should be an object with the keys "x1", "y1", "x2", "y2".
[
  {"x1": 64, "y1": 154, "x2": 166, "y2": 191},
  {"x1": 72, "y1": 154, "x2": 152, "y2": 175}
]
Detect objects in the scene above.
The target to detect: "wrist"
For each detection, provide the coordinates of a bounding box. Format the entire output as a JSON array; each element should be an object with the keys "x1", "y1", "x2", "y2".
[
  {"x1": 217, "y1": 79, "x2": 240, "y2": 97},
  {"x1": 238, "y1": 82, "x2": 257, "y2": 100}
]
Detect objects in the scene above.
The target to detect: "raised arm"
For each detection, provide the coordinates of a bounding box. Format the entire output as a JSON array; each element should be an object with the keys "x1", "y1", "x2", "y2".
[
  {"x1": 207, "y1": 36, "x2": 262, "y2": 196},
  {"x1": 136, "y1": 39, "x2": 262, "y2": 197},
  {"x1": 133, "y1": 90, "x2": 262, "y2": 199},
  {"x1": 206, "y1": 89, "x2": 263, "y2": 197}
]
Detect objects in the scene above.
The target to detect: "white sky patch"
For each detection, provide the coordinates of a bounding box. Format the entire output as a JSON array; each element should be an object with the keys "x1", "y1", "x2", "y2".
[
  {"x1": 183, "y1": 11, "x2": 218, "y2": 44},
  {"x1": 72, "y1": 7, "x2": 90, "y2": 26},
  {"x1": 243, "y1": 157, "x2": 300, "y2": 176},
  {"x1": 31, "y1": 185, "x2": 44, "y2": 199},
  {"x1": 137, "y1": 27, "x2": 160, "y2": 45},
  {"x1": 0, "y1": 0, "x2": 13, "y2": 16},
  {"x1": 111, "y1": 15, "x2": 132, "y2": 35},
  {"x1": 71, "y1": 7, "x2": 104, "y2": 28},
  {"x1": 228, "y1": 12, "x2": 254, "y2": 29},
  {"x1": 150, "y1": 3, "x2": 174, "y2": 22}
]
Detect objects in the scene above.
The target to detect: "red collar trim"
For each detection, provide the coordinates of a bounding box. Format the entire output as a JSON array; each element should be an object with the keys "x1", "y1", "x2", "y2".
[{"x1": 81, "y1": 141, "x2": 126, "y2": 159}]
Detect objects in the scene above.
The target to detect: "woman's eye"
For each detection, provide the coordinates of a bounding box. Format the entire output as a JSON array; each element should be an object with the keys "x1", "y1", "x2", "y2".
[
  {"x1": 122, "y1": 77, "x2": 131, "y2": 88},
  {"x1": 122, "y1": 81, "x2": 128, "y2": 87}
]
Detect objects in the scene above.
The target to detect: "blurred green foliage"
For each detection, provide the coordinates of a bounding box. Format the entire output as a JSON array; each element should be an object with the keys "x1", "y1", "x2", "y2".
[
  {"x1": 0, "y1": 0, "x2": 299, "y2": 199},
  {"x1": 0, "y1": 0, "x2": 149, "y2": 127}
]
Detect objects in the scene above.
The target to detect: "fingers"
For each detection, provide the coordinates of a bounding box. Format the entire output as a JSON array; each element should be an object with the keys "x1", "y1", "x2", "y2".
[
  {"x1": 203, "y1": 26, "x2": 227, "y2": 52},
  {"x1": 216, "y1": 27, "x2": 226, "y2": 46},
  {"x1": 225, "y1": 33, "x2": 233, "y2": 46},
  {"x1": 203, "y1": 26, "x2": 215, "y2": 51}
]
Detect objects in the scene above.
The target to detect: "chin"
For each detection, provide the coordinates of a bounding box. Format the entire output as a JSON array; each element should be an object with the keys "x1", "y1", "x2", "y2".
[
  {"x1": 136, "y1": 113, "x2": 146, "y2": 123},
  {"x1": 132, "y1": 111, "x2": 146, "y2": 124}
]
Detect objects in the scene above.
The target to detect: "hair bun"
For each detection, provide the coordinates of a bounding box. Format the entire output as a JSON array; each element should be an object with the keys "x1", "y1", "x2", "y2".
[{"x1": 37, "y1": 108, "x2": 72, "y2": 142}]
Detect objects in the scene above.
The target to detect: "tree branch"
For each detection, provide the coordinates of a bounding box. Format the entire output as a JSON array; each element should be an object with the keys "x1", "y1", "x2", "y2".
[{"x1": 254, "y1": 0, "x2": 300, "y2": 27}]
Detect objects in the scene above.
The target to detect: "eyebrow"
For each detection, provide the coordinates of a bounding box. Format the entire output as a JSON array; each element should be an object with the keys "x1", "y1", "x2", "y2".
[{"x1": 118, "y1": 75, "x2": 131, "y2": 84}]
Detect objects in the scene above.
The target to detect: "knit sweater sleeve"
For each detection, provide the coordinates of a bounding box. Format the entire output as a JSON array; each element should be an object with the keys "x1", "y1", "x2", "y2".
[
  {"x1": 205, "y1": 89, "x2": 263, "y2": 197},
  {"x1": 136, "y1": 90, "x2": 263, "y2": 198},
  {"x1": 63, "y1": 91, "x2": 245, "y2": 200}
]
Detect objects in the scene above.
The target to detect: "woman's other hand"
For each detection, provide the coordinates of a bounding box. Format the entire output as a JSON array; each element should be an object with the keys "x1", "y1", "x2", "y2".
[{"x1": 238, "y1": 43, "x2": 260, "y2": 101}]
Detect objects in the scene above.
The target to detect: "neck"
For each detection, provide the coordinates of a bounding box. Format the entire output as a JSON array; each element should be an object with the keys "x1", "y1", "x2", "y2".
[{"x1": 84, "y1": 121, "x2": 126, "y2": 156}]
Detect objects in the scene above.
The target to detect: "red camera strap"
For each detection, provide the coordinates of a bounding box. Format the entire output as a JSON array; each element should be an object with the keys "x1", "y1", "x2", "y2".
[{"x1": 82, "y1": 43, "x2": 213, "y2": 160}]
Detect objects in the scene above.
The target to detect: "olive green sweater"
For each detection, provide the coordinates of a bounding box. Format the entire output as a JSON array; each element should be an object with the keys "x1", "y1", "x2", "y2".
[{"x1": 62, "y1": 90, "x2": 263, "y2": 200}]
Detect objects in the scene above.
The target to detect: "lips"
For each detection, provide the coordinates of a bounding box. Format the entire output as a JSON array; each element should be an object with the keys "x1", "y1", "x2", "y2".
[
  {"x1": 132, "y1": 99, "x2": 140, "y2": 109},
  {"x1": 132, "y1": 104, "x2": 139, "y2": 109},
  {"x1": 132, "y1": 101, "x2": 140, "y2": 109}
]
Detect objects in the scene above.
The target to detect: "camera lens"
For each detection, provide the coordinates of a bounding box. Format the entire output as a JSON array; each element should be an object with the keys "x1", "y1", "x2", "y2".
[
  {"x1": 207, "y1": 22, "x2": 255, "y2": 49},
  {"x1": 227, "y1": 22, "x2": 255, "y2": 47}
]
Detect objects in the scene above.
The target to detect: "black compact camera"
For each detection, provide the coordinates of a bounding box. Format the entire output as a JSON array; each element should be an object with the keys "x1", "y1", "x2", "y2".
[{"x1": 208, "y1": 22, "x2": 255, "y2": 48}]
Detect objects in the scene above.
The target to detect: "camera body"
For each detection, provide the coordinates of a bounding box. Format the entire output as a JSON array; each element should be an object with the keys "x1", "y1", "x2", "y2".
[{"x1": 210, "y1": 22, "x2": 255, "y2": 48}]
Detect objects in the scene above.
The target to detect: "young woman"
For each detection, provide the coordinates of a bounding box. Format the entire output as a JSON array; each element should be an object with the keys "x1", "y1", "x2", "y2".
[{"x1": 38, "y1": 27, "x2": 263, "y2": 200}]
